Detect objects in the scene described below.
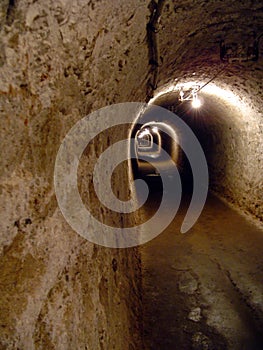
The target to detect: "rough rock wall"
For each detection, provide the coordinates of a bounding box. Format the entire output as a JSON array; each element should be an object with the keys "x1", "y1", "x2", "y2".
[
  {"x1": 150, "y1": 0, "x2": 263, "y2": 221},
  {"x1": 201, "y1": 84, "x2": 263, "y2": 221},
  {"x1": 0, "y1": 0, "x2": 149, "y2": 349},
  {"x1": 0, "y1": 0, "x2": 262, "y2": 347}
]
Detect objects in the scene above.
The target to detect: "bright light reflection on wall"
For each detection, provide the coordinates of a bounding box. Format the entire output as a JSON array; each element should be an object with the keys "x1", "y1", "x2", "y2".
[{"x1": 149, "y1": 81, "x2": 255, "y2": 124}]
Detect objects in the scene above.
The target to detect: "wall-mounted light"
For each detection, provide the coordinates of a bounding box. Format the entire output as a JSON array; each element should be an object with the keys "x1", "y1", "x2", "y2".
[
  {"x1": 179, "y1": 85, "x2": 202, "y2": 108},
  {"x1": 138, "y1": 128, "x2": 150, "y2": 138},
  {"x1": 191, "y1": 93, "x2": 202, "y2": 108}
]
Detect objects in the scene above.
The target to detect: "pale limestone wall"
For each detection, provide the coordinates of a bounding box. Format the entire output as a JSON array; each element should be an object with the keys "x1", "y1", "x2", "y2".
[
  {"x1": 0, "y1": 0, "x2": 262, "y2": 348},
  {"x1": 201, "y1": 86, "x2": 263, "y2": 221},
  {"x1": 0, "y1": 0, "x2": 148, "y2": 349}
]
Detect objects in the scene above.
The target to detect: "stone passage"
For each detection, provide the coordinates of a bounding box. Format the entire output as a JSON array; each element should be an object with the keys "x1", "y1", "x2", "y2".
[{"x1": 0, "y1": 0, "x2": 262, "y2": 349}]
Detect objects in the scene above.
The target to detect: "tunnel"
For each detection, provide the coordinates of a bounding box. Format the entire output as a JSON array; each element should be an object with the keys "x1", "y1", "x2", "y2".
[{"x1": 0, "y1": 0, "x2": 262, "y2": 349}]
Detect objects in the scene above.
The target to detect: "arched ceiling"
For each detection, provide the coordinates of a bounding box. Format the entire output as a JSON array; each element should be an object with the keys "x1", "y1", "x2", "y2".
[
  {"x1": 159, "y1": 3, "x2": 261, "y2": 69},
  {"x1": 142, "y1": 0, "x2": 262, "y2": 220},
  {"x1": 147, "y1": 0, "x2": 263, "y2": 109},
  {"x1": 0, "y1": 2, "x2": 262, "y2": 347},
  {"x1": 0, "y1": 0, "x2": 262, "y2": 218}
]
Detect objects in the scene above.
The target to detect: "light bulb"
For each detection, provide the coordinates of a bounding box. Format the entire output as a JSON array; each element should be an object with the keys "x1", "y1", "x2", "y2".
[{"x1": 192, "y1": 95, "x2": 202, "y2": 108}]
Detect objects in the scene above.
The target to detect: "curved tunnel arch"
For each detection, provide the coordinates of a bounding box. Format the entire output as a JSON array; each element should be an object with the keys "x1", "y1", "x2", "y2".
[
  {"x1": 131, "y1": 0, "x2": 263, "y2": 221},
  {"x1": 0, "y1": 0, "x2": 262, "y2": 348},
  {"x1": 148, "y1": 77, "x2": 262, "y2": 221}
]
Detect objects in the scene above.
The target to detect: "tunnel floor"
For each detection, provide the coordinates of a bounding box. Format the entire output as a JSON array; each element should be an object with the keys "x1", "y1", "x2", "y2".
[{"x1": 139, "y1": 190, "x2": 263, "y2": 350}]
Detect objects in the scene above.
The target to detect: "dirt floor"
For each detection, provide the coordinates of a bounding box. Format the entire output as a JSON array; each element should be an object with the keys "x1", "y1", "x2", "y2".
[{"x1": 139, "y1": 188, "x2": 263, "y2": 350}]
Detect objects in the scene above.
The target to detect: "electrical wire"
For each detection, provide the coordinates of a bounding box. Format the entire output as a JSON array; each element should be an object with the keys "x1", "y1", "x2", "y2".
[{"x1": 196, "y1": 63, "x2": 229, "y2": 93}]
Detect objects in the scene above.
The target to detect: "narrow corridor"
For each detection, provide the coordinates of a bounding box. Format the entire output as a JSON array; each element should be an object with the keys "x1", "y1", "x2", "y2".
[
  {"x1": 1, "y1": 1, "x2": 262, "y2": 348},
  {"x1": 141, "y1": 192, "x2": 263, "y2": 349}
]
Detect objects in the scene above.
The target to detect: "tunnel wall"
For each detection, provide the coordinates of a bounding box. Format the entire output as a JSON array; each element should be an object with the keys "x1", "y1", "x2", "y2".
[
  {"x1": 152, "y1": 77, "x2": 263, "y2": 223},
  {"x1": 0, "y1": 0, "x2": 262, "y2": 347},
  {"x1": 149, "y1": 0, "x2": 263, "y2": 222},
  {"x1": 202, "y1": 84, "x2": 263, "y2": 222},
  {"x1": 0, "y1": 1, "x2": 149, "y2": 348}
]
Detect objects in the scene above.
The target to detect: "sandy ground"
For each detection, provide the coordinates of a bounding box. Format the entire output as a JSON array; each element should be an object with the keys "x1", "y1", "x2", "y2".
[{"x1": 139, "y1": 188, "x2": 263, "y2": 350}]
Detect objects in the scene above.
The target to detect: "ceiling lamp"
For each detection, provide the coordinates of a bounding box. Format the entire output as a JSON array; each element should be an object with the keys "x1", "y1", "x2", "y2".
[
  {"x1": 191, "y1": 93, "x2": 202, "y2": 108},
  {"x1": 179, "y1": 85, "x2": 202, "y2": 108}
]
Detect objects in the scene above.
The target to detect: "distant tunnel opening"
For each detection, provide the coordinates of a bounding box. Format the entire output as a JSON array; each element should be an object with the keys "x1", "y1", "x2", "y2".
[
  {"x1": 140, "y1": 80, "x2": 262, "y2": 223},
  {"x1": 139, "y1": 84, "x2": 263, "y2": 350}
]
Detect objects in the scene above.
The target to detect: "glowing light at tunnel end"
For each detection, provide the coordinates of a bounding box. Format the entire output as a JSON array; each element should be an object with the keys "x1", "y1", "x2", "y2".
[{"x1": 54, "y1": 103, "x2": 209, "y2": 248}]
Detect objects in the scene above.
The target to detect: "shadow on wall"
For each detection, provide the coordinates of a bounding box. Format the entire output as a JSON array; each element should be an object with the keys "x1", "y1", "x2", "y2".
[{"x1": 149, "y1": 87, "x2": 262, "y2": 221}]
